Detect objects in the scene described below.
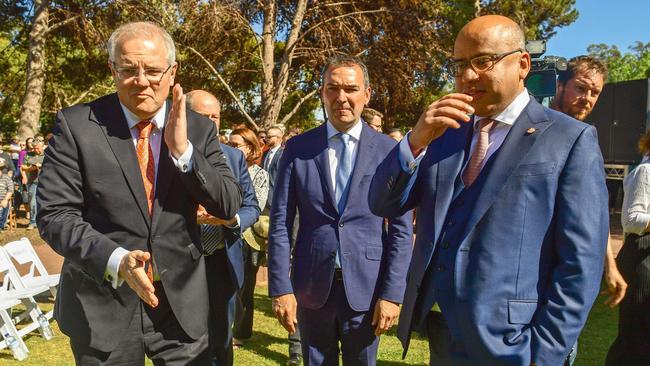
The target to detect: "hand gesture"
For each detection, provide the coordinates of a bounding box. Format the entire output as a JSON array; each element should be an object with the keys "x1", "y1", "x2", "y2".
[
  {"x1": 372, "y1": 298, "x2": 400, "y2": 336},
  {"x1": 272, "y1": 293, "x2": 298, "y2": 334},
  {"x1": 165, "y1": 83, "x2": 189, "y2": 159},
  {"x1": 408, "y1": 93, "x2": 475, "y2": 155},
  {"x1": 118, "y1": 250, "x2": 159, "y2": 308}
]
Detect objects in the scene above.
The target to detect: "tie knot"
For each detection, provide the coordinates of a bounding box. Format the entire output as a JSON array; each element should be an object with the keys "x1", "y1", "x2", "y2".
[
  {"x1": 478, "y1": 118, "x2": 495, "y2": 132},
  {"x1": 136, "y1": 120, "x2": 154, "y2": 138},
  {"x1": 339, "y1": 133, "x2": 350, "y2": 144}
]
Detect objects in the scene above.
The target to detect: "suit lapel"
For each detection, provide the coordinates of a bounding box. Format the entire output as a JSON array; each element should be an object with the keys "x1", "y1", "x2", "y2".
[
  {"x1": 433, "y1": 124, "x2": 471, "y2": 241},
  {"x1": 340, "y1": 124, "x2": 376, "y2": 217},
  {"x1": 462, "y1": 98, "x2": 552, "y2": 239},
  {"x1": 312, "y1": 124, "x2": 337, "y2": 211},
  {"x1": 90, "y1": 94, "x2": 151, "y2": 228}
]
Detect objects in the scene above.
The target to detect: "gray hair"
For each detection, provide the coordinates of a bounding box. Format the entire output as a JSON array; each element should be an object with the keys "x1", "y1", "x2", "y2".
[
  {"x1": 107, "y1": 21, "x2": 176, "y2": 65},
  {"x1": 321, "y1": 55, "x2": 370, "y2": 89}
]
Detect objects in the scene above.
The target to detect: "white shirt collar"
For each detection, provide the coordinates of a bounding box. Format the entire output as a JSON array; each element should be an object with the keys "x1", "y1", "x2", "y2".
[
  {"x1": 474, "y1": 88, "x2": 530, "y2": 129},
  {"x1": 326, "y1": 120, "x2": 363, "y2": 141},
  {"x1": 268, "y1": 145, "x2": 281, "y2": 154},
  {"x1": 119, "y1": 102, "x2": 167, "y2": 131}
]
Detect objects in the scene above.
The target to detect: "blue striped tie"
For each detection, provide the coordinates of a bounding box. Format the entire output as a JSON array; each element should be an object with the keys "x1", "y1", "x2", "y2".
[
  {"x1": 334, "y1": 133, "x2": 352, "y2": 268},
  {"x1": 201, "y1": 224, "x2": 225, "y2": 255}
]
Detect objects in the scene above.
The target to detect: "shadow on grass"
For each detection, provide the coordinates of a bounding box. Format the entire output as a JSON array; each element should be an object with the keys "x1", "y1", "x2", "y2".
[
  {"x1": 239, "y1": 329, "x2": 290, "y2": 364},
  {"x1": 253, "y1": 292, "x2": 275, "y2": 318}
]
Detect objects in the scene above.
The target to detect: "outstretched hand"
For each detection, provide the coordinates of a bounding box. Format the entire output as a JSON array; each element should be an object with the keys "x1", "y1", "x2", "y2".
[{"x1": 119, "y1": 250, "x2": 158, "y2": 308}]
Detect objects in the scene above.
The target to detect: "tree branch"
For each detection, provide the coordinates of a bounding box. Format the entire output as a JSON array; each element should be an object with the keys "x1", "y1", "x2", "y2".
[
  {"x1": 185, "y1": 46, "x2": 259, "y2": 130},
  {"x1": 278, "y1": 88, "x2": 318, "y2": 125},
  {"x1": 45, "y1": 14, "x2": 81, "y2": 35}
]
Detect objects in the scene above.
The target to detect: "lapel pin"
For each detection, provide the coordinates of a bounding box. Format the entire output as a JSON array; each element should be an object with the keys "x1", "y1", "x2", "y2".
[{"x1": 526, "y1": 127, "x2": 536, "y2": 135}]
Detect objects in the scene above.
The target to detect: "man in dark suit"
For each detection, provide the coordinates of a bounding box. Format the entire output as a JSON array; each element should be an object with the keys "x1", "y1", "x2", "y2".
[
  {"x1": 261, "y1": 126, "x2": 283, "y2": 211},
  {"x1": 187, "y1": 90, "x2": 260, "y2": 366},
  {"x1": 369, "y1": 15, "x2": 608, "y2": 366},
  {"x1": 268, "y1": 55, "x2": 413, "y2": 365},
  {"x1": 37, "y1": 22, "x2": 242, "y2": 365}
]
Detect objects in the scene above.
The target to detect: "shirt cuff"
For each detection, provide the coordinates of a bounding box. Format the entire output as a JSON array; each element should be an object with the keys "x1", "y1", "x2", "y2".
[
  {"x1": 399, "y1": 132, "x2": 427, "y2": 173},
  {"x1": 105, "y1": 247, "x2": 129, "y2": 289},
  {"x1": 170, "y1": 141, "x2": 194, "y2": 173},
  {"x1": 226, "y1": 214, "x2": 241, "y2": 231}
]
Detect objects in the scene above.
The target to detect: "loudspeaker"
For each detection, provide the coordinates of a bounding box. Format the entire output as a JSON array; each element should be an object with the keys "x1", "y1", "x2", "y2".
[{"x1": 586, "y1": 78, "x2": 650, "y2": 164}]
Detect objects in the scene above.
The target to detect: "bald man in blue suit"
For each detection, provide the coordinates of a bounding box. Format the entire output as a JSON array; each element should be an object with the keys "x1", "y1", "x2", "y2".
[{"x1": 370, "y1": 15, "x2": 608, "y2": 366}]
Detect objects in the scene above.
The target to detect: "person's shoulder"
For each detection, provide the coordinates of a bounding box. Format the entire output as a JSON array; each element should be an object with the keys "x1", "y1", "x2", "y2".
[{"x1": 540, "y1": 104, "x2": 590, "y2": 134}]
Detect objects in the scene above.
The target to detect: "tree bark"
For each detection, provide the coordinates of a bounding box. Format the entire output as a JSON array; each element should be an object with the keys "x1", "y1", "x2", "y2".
[{"x1": 18, "y1": 0, "x2": 49, "y2": 139}]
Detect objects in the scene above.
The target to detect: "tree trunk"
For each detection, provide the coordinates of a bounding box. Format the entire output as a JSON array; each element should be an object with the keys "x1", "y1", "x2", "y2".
[{"x1": 18, "y1": 0, "x2": 48, "y2": 139}]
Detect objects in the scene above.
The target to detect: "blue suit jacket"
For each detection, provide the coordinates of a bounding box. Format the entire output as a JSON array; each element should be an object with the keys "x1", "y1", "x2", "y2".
[
  {"x1": 220, "y1": 144, "x2": 260, "y2": 288},
  {"x1": 268, "y1": 123, "x2": 413, "y2": 311},
  {"x1": 263, "y1": 147, "x2": 283, "y2": 209},
  {"x1": 369, "y1": 99, "x2": 608, "y2": 365}
]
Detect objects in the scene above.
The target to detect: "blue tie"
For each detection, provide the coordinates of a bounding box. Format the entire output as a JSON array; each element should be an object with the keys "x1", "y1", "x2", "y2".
[
  {"x1": 335, "y1": 133, "x2": 352, "y2": 268},
  {"x1": 335, "y1": 133, "x2": 352, "y2": 213}
]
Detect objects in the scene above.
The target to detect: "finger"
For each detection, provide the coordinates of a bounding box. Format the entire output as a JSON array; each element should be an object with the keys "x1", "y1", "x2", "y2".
[
  {"x1": 433, "y1": 106, "x2": 473, "y2": 123},
  {"x1": 613, "y1": 288, "x2": 626, "y2": 306},
  {"x1": 440, "y1": 93, "x2": 474, "y2": 103},
  {"x1": 371, "y1": 304, "x2": 380, "y2": 326},
  {"x1": 436, "y1": 98, "x2": 475, "y2": 115}
]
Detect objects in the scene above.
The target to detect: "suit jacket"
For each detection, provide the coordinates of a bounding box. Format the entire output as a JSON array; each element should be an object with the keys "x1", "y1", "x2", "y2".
[
  {"x1": 36, "y1": 93, "x2": 242, "y2": 352},
  {"x1": 217, "y1": 143, "x2": 260, "y2": 288},
  {"x1": 369, "y1": 98, "x2": 608, "y2": 365},
  {"x1": 268, "y1": 123, "x2": 413, "y2": 312},
  {"x1": 263, "y1": 146, "x2": 283, "y2": 209}
]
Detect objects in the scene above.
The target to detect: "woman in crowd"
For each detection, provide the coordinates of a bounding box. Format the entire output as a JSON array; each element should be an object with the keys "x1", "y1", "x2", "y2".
[
  {"x1": 607, "y1": 130, "x2": 650, "y2": 365},
  {"x1": 228, "y1": 127, "x2": 269, "y2": 348}
]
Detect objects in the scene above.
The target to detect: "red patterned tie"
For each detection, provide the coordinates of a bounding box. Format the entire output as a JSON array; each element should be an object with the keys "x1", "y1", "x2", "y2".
[
  {"x1": 136, "y1": 120, "x2": 155, "y2": 283},
  {"x1": 462, "y1": 118, "x2": 495, "y2": 186}
]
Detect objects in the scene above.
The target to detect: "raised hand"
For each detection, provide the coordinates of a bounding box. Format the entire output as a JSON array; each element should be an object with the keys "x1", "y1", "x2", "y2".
[
  {"x1": 165, "y1": 83, "x2": 189, "y2": 159},
  {"x1": 408, "y1": 93, "x2": 475, "y2": 155}
]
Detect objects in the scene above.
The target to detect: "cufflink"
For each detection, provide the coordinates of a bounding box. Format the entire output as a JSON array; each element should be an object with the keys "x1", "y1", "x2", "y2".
[{"x1": 526, "y1": 127, "x2": 536, "y2": 135}]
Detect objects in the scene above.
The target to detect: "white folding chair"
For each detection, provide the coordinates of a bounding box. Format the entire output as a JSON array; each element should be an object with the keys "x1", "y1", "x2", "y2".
[
  {"x1": 3, "y1": 237, "x2": 59, "y2": 305},
  {"x1": 0, "y1": 246, "x2": 52, "y2": 358}
]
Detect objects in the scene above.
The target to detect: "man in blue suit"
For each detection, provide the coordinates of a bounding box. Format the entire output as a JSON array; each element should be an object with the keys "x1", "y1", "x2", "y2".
[
  {"x1": 268, "y1": 56, "x2": 413, "y2": 365},
  {"x1": 369, "y1": 15, "x2": 608, "y2": 366},
  {"x1": 187, "y1": 90, "x2": 260, "y2": 366}
]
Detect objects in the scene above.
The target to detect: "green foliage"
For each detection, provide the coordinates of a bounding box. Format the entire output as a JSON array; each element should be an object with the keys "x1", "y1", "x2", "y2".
[{"x1": 588, "y1": 41, "x2": 650, "y2": 82}]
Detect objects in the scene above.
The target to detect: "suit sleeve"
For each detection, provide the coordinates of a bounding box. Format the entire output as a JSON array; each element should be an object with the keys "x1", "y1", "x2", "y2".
[
  {"x1": 267, "y1": 145, "x2": 297, "y2": 297},
  {"x1": 369, "y1": 144, "x2": 423, "y2": 218},
  {"x1": 177, "y1": 118, "x2": 242, "y2": 220},
  {"x1": 378, "y1": 210, "x2": 414, "y2": 304},
  {"x1": 37, "y1": 111, "x2": 123, "y2": 283},
  {"x1": 530, "y1": 126, "x2": 608, "y2": 365},
  {"x1": 233, "y1": 150, "x2": 260, "y2": 232}
]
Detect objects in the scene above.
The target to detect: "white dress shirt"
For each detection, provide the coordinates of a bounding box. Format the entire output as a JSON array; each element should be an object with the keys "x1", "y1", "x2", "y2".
[
  {"x1": 264, "y1": 145, "x2": 281, "y2": 170},
  {"x1": 105, "y1": 102, "x2": 195, "y2": 288},
  {"x1": 399, "y1": 89, "x2": 531, "y2": 173},
  {"x1": 622, "y1": 156, "x2": 650, "y2": 235},
  {"x1": 327, "y1": 120, "x2": 363, "y2": 194}
]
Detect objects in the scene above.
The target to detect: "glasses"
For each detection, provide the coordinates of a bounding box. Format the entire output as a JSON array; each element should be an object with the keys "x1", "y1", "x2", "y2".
[
  {"x1": 112, "y1": 62, "x2": 173, "y2": 84},
  {"x1": 447, "y1": 49, "x2": 523, "y2": 76}
]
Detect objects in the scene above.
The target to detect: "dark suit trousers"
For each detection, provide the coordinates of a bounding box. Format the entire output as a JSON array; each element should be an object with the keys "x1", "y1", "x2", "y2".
[
  {"x1": 233, "y1": 244, "x2": 259, "y2": 340},
  {"x1": 70, "y1": 283, "x2": 210, "y2": 365},
  {"x1": 297, "y1": 278, "x2": 379, "y2": 366},
  {"x1": 206, "y1": 249, "x2": 237, "y2": 366}
]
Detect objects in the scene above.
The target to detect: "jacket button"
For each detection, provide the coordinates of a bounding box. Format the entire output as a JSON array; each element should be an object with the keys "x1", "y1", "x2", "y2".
[
  {"x1": 436, "y1": 265, "x2": 445, "y2": 272},
  {"x1": 447, "y1": 221, "x2": 454, "y2": 227},
  {"x1": 441, "y1": 242, "x2": 449, "y2": 249},
  {"x1": 339, "y1": 222, "x2": 344, "y2": 227}
]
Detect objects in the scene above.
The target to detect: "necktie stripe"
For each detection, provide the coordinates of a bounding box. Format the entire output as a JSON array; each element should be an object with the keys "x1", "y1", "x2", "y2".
[{"x1": 462, "y1": 119, "x2": 495, "y2": 186}]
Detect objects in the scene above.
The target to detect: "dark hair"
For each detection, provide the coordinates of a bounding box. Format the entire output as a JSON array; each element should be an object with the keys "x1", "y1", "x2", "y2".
[
  {"x1": 231, "y1": 127, "x2": 262, "y2": 163},
  {"x1": 320, "y1": 55, "x2": 370, "y2": 88},
  {"x1": 557, "y1": 55, "x2": 608, "y2": 85},
  {"x1": 386, "y1": 127, "x2": 402, "y2": 135}
]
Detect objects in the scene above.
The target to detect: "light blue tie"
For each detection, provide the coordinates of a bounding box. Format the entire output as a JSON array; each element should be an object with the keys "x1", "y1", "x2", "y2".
[
  {"x1": 335, "y1": 133, "x2": 352, "y2": 213},
  {"x1": 335, "y1": 133, "x2": 352, "y2": 268}
]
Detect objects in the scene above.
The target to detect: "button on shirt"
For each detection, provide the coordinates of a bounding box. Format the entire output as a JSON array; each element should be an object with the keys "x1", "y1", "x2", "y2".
[
  {"x1": 104, "y1": 103, "x2": 196, "y2": 289},
  {"x1": 327, "y1": 120, "x2": 362, "y2": 195},
  {"x1": 399, "y1": 89, "x2": 531, "y2": 174}
]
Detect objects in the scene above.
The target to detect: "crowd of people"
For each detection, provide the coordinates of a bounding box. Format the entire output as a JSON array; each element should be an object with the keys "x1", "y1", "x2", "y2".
[
  {"x1": 0, "y1": 135, "x2": 47, "y2": 231},
  {"x1": 11, "y1": 13, "x2": 645, "y2": 366}
]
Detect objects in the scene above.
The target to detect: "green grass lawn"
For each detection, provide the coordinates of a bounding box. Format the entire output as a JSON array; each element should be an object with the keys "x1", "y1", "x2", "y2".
[{"x1": 1, "y1": 285, "x2": 617, "y2": 365}]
